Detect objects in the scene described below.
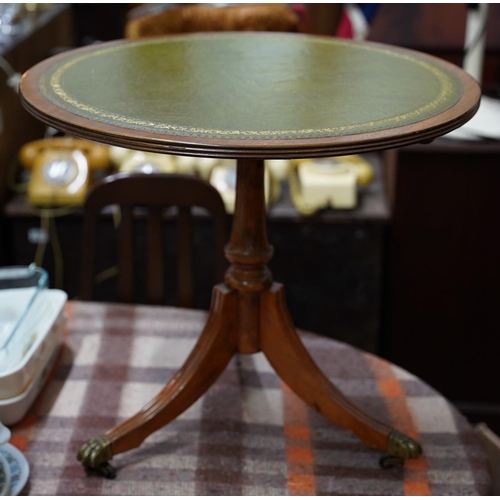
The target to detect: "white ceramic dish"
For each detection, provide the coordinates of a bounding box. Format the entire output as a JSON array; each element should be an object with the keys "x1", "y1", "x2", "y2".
[
  {"x1": 0, "y1": 452, "x2": 10, "y2": 496},
  {"x1": 0, "y1": 423, "x2": 9, "y2": 447},
  {"x1": 0, "y1": 265, "x2": 48, "y2": 351},
  {"x1": 0, "y1": 319, "x2": 64, "y2": 425},
  {"x1": 0, "y1": 444, "x2": 29, "y2": 496},
  {"x1": 0, "y1": 290, "x2": 67, "y2": 400}
]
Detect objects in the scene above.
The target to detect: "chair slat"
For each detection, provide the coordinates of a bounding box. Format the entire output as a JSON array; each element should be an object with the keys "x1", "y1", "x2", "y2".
[
  {"x1": 116, "y1": 205, "x2": 134, "y2": 303},
  {"x1": 81, "y1": 173, "x2": 227, "y2": 306},
  {"x1": 80, "y1": 212, "x2": 98, "y2": 300},
  {"x1": 147, "y1": 207, "x2": 164, "y2": 305},
  {"x1": 177, "y1": 206, "x2": 194, "y2": 308}
]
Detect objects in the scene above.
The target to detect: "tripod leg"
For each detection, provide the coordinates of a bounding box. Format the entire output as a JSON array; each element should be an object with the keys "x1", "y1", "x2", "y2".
[
  {"x1": 261, "y1": 283, "x2": 421, "y2": 463},
  {"x1": 78, "y1": 285, "x2": 238, "y2": 472}
]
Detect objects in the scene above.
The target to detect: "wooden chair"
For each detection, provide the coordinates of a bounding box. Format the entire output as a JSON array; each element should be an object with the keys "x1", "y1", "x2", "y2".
[{"x1": 80, "y1": 173, "x2": 227, "y2": 307}]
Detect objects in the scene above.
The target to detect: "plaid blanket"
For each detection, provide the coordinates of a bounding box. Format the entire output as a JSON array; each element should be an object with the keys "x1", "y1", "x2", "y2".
[{"x1": 11, "y1": 301, "x2": 491, "y2": 495}]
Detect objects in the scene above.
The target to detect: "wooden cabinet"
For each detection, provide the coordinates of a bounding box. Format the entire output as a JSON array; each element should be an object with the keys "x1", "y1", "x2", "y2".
[
  {"x1": 0, "y1": 5, "x2": 74, "y2": 205},
  {"x1": 0, "y1": 5, "x2": 74, "y2": 268},
  {"x1": 368, "y1": 3, "x2": 500, "y2": 434},
  {"x1": 382, "y1": 140, "x2": 500, "y2": 434}
]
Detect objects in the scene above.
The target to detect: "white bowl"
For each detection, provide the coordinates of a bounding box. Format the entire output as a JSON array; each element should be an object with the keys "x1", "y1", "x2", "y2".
[{"x1": 0, "y1": 319, "x2": 64, "y2": 426}]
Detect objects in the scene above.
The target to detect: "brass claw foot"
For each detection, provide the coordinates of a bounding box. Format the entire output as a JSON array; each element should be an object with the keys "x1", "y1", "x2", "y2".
[
  {"x1": 380, "y1": 429, "x2": 423, "y2": 469},
  {"x1": 77, "y1": 435, "x2": 115, "y2": 478}
]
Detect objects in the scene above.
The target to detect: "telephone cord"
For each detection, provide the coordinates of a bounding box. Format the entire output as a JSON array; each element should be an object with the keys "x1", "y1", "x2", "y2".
[{"x1": 30, "y1": 207, "x2": 75, "y2": 290}]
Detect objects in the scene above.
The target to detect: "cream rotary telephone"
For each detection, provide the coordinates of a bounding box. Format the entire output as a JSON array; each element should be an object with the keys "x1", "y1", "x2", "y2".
[
  {"x1": 209, "y1": 162, "x2": 281, "y2": 214},
  {"x1": 289, "y1": 155, "x2": 374, "y2": 214}
]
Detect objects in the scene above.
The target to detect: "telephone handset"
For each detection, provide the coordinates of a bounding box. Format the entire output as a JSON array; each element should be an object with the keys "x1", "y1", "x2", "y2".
[{"x1": 19, "y1": 137, "x2": 110, "y2": 206}]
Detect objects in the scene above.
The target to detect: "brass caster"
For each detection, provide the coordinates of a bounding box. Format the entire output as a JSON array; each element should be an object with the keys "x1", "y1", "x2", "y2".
[
  {"x1": 94, "y1": 462, "x2": 117, "y2": 479},
  {"x1": 77, "y1": 434, "x2": 113, "y2": 469},
  {"x1": 379, "y1": 455, "x2": 405, "y2": 469},
  {"x1": 380, "y1": 429, "x2": 423, "y2": 468}
]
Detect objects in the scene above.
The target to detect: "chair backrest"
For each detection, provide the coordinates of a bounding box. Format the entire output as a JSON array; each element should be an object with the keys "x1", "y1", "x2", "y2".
[
  {"x1": 80, "y1": 173, "x2": 227, "y2": 307},
  {"x1": 125, "y1": 3, "x2": 300, "y2": 39}
]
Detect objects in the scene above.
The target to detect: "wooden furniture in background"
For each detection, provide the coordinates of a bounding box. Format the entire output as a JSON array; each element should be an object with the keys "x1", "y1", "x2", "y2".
[
  {"x1": 125, "y1": 3, "x2": 300, "y2": 39},
  {"x1": 382, "y1": 139, "x2": 500, "y2": 434},
  {"x1": 368, "y1": 3, "x2": 500, "y2": 87},
  {"x1": 368, "y1": 4, "x2": 500, "y2": 434},
  {"x1": 19, "y1": 33, "x2": 479, "y2": 475},
  {"x1": 0, "y1": 5, "x2": 74, "y2": 208},
  {"x1": 80, "y1": 173, "x2": 227, "y2": 307},
  {"x1": 305, "y1": 4, "x2": 342, "y2": 36}
]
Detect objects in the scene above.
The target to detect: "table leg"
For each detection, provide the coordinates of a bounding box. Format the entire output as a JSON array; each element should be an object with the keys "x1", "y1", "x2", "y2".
[
  {"x1": 77, "y1": 284, "x2": 238, "y2": 472},
  {"x1": 261, "y1": 282, "x2": 422, "y2": 465}
]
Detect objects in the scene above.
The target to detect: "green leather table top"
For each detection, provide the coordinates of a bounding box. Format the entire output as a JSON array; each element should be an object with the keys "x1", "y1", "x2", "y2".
[{"x1": 20, "y1": 33, "x2": 480, "y2": 158}]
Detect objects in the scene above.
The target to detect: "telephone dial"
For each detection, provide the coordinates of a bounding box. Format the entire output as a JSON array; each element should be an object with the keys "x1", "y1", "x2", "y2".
[{"x1": 19, "y1": 137, "x2": 111, "y2": 206}]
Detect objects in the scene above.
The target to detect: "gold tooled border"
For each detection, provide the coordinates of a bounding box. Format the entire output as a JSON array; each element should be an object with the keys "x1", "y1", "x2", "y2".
[{"x1": 39, "y1": 34, "x2": 461, "y2": 139}]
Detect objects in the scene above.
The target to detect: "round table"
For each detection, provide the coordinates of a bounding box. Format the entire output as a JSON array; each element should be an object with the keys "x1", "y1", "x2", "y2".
[{"x1": 19, "y1": 33, "x2": 481, "y2": 476}]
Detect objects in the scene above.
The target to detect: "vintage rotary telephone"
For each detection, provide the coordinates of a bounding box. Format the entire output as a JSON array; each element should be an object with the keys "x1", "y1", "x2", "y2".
[
  {"x1": 289, "y1": 155, "x2": 375, "y2": 214},
  {"x1": 209, "y1": 162, "x2": 281, "y2": 214},
  {"x1": 109, "y1": 146, "x2": 180, "y2": 174},
  {"x1": 108, "y1": 146, "x2": 281, "y2": 213},
  {"x1": 19, "y1": 137, "x2": 111, "y2": 206}
]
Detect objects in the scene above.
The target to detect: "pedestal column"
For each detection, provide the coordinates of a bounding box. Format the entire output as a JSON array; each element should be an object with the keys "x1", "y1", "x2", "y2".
[{"x1": 224, "y1": 159, "x2": 273, "y2": 353}]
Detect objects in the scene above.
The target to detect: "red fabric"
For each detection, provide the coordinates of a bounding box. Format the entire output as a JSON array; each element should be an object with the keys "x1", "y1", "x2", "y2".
[{"x1": 336, "y1": 12, "x2": 354, "y2": 39}]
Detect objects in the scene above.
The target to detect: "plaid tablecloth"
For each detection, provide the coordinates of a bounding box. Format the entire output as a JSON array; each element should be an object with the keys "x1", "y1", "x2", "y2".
[{"x1": 11, "y1": 301, "x2": 491, "y2": 495}]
